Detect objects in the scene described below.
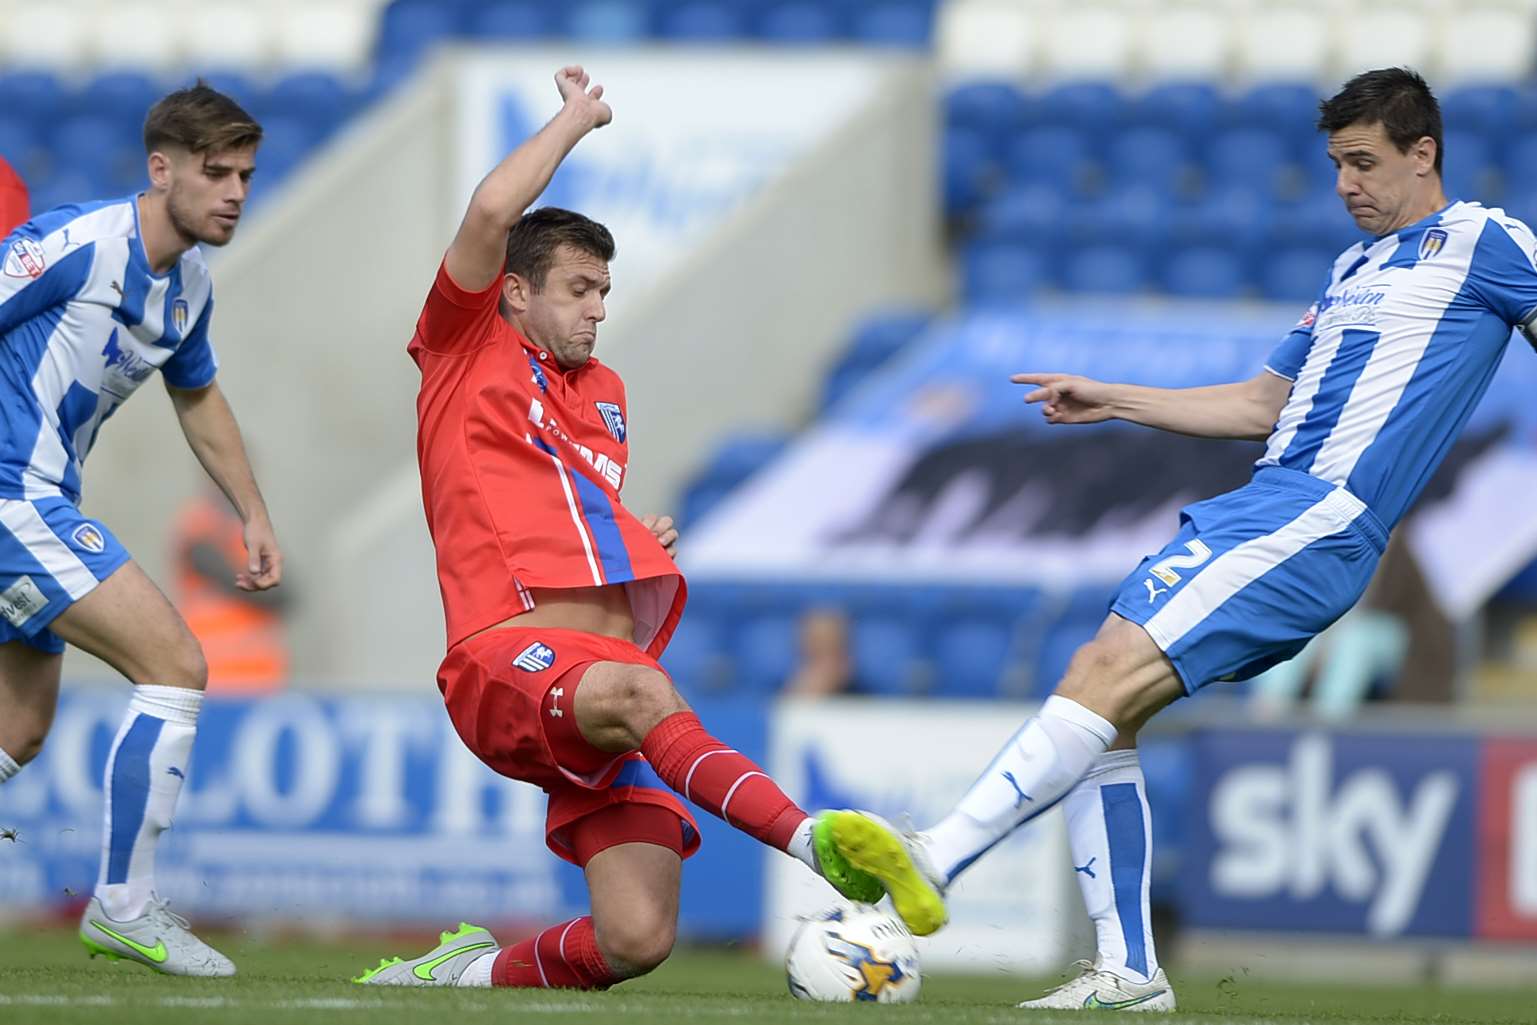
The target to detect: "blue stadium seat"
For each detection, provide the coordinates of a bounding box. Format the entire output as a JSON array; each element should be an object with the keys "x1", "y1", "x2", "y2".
[
  {"x1": 850, "y1": 2, "x2": 933, "y2": 47},
  {"x1": 944, "y1": 81, "x2": 1031, "y2": 137},
  {"x1": 942, "y1": 124, "x2": 997, "y2": 214},
  {"x1": 1064, "y1": 186, "x2": 1172, "y2": 251},
  {"x1": 1440, "y1": 130, "x2": 1494, "y2": 202},
  {"x1": 78, "y1": 71, "x2": 161, "y2": 122},
  {"x1": 1169, "y1": 187, "x2": 1273, "y2": 258},
  {"x1": 1503, "y1": 135, "x2": 1537, "y2": 187},
  {"x1": 1261, "y1": 247, "x2": 1334, "y2": 303},
  {"x1": 1061, "y1": 244, "x2": 1148, "y2": 295},
  {"x1": 565, "y1": 0, "x2": 655, "y2": 41},
  {"x1": 1035, "y1": 81, "x2": 1123, "y2": 141},
  {"x1": 249, "y1": 116, "x2": 315, "y2": 187},
  {"x1": 1269, "y1": 193, "x2": 1356, "y2": 252},
  {"x1": 375, "y1": 0, "x2": 461, "y2": 64},
  {"x1": 1104, "y1": 127, "x2": 1190, "y2": 195},
  {"x1": 49, "y1": 116, "x2": 141, "y2": 181},
  {"x1": 660, "y1": 613, "x2": 731, "y2": 693},
  {"x1": 962, "y1": 240, "x2": 1050, "y2": 304},
  {"x1": 196, "y1": 70, "x2": 257, "y2": 108},
  {"x1": 932, "y1": 619, "x2": 1016, "y2": 698},
  {"x1": 1030, "y1": 588, "x2": 1112, "y2": 696},
  {"x1": 977, "y1": 183, "x2": 1066, "y2": 245},
  {"x1": 1004, "y1": 127, "x2": 1093, "y2": 195},
  {"x1": 469, "y1": 2, "x2": 560, "y2": 39},
  {"x1": 1162, "y1": 245, "x2": 1247, "y2": 299},
  {"x1": 1130, "y1": 81, "x2": 1224, "y2": 146},
  {"x1": 262, "y1": 72, "x2": 353, "y2": 140},
  {"x1": 659, "y1": 2, "x2": 749, "y2": 40},
  {"x1": 0, "y1": 72, "x2": 65, "y2": 125},
  {"x1": 1229, "y1": 82, "x2": 1318, "y2": 151},
  {"x1": 29, "y1": 171, "x2": 97, "y2": 216},
  {"x1": 756, "y1": 2, "x2": 844, "y2": 42},
  {"x1": 680, "y1": 481, "x2": 734, "y2": 527},
  {"x1": 0, "y1": 119, "x2": 43, "y2": 178},
  {"x1": 733, "y1": 615, "x2": 800, "y2": 693},
  {"x1": 1441, "y1": 85, "x2": 1516, "y2": 140},
  {"x1": 704, "y1": 431, "x2": 789, "y2": 483},
  {"x1": 821, "y1": 309, "x2": 932, "y2": 406},
  {"x1": 1204, "y1": 128, "x2": 1294, "y2": 197},
  {"x1": 850, "y1": 615, "x2": 925, "y2": 695}
]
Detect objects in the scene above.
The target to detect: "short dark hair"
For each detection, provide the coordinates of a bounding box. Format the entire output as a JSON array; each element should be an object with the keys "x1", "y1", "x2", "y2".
[
  {"x1": 1318, "y1": 67, "x2": 1443, "y2": 174},
  {"x1": 144, "y1": 81, "x2": 262, "y2": 155},
  {"x1": 504, "y1": 207, "x2": 616, "y2": 291}
]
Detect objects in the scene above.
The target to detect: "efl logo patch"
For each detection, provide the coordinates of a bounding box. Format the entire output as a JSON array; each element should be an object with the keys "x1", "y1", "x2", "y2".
[
  {"x1": 512, "y1": 642, "x2": 557, "y2": 673},
  {"x1": 595, "y1": 401, "x2": 626, "y2": 443},
  {"x1": 0, "y1": 575, "x2": 47, "y2": 628},
  {"x1": 3, "y1": 237, "x2": 46, "y2": 280},
  {"x1": 172, "y1": 298, "x2": 190, "y2": 334},
  {"x1": 1419, "y1": 228, "x2": 1448, "y2": 261},
  {"x1": 70, "y1": 523, "x2": 107, "y2": 554}
]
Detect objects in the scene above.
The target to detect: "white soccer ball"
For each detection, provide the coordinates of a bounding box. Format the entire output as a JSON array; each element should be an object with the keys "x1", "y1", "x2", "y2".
[{"x1": 784, "y1": 904, "x2": 922, "y2": 1004}]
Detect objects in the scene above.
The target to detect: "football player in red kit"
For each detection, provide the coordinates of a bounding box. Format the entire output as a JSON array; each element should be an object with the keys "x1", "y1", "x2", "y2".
[{"x1": 355, "y1": 67, "x2": 945, "y2": 992}]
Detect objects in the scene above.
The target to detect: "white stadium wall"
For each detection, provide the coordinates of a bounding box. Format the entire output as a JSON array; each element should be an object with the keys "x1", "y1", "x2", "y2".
[{"x1": 70, "y1": 47, "x2": 946, "y2": 687}]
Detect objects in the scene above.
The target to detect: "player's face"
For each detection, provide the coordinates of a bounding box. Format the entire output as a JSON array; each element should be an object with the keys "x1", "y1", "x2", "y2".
[
  {"x1": 1326, "y1": 121, "x2": 1436, "y2": 236},
  {"x1": 164, "y1": 146, "x2": 257, "y2": 247},
  {"x1": 526, "y1": 246, "x2": 611, "y2": 369}
]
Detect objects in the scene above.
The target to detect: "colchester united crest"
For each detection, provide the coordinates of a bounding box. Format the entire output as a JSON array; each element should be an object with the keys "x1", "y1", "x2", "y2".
[
  {"x1": 70, "y1": 523, "x2": 107, "y2": 554},
  {"x1": 172, "y1": 298, "x2": 190, "y2": 334}
]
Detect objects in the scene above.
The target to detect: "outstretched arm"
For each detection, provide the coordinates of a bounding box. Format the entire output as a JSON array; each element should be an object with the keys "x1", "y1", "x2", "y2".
[
  {"x1": 445, "y1": 66, "x2": 612, "y2": 292},
  {"x1": 1012, "y1": 370, "x2": 1292, "y2": 442},
  {"x1": 167, "y1": 381, "x2": 282, "y2": 591}
]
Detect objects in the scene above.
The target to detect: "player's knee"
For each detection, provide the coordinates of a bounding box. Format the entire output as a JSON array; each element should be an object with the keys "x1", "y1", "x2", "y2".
[
  {"x1": 6, "y1": 723, "x2": 49, "y2": 766},
  {"x1": 597, "y1": 910, "x2": 676, "y2": 977},
  {"x1": 163, "y1": 638, "x2": 209, "y2": 690},
  {"x1": 593, "y1": 666, "x2": 685, "y2": 742}
]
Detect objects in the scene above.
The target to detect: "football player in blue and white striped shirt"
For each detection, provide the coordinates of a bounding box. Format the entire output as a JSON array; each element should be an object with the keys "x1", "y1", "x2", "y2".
[
  {"x1": 0, "y1": 83, "x2": 282, "y2": 977},
  {"x1": 822, "y1": 68, "x2": 1537, "y2": 1010}
]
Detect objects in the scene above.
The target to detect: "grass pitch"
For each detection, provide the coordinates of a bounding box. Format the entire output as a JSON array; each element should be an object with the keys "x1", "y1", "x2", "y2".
[{"x1": 0, "y1": 925, "x2": 1532, "y2": 1025}]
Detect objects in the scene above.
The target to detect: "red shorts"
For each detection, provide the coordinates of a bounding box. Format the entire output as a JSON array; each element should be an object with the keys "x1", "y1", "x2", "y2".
[{"x1": 438, "y1": 626, "x2": 700, "y2": 865}]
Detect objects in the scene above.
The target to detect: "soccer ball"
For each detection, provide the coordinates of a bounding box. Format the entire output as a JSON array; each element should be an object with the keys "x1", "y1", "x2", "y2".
[{"x1": 784, "y1": 904, "x2": 921, "y2": 1004}]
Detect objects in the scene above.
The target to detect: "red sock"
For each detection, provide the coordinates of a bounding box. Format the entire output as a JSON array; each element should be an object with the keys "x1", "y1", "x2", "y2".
[
  {"x1": 493, "y1": 916, "x2": 619, "y2": 989},
  {"x1": 641, "y1": 711, "x2": 806, "y2": 850}
]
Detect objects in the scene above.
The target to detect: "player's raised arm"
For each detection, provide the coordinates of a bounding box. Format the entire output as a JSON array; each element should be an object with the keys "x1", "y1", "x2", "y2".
[
  {"x1": 1011, "y1": 371, "x2": 1290, "y2": 442},
  {"x1": 445, "y1": 66, "x2": 612, "y2": 292}
]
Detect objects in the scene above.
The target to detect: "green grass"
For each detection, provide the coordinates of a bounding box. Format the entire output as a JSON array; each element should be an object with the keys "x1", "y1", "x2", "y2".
[{"x1": 0, "y1": 926, "x2": 1533, "y2": 1025}]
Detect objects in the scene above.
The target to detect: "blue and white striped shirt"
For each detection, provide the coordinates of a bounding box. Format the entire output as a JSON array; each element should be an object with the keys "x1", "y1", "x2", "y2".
[
  {"x1": 0, "y1": 197, "x2": 218, "y2": 504},
  {"x1": 1261, "y1": 201, "x2": 1537, "y2": 529}
]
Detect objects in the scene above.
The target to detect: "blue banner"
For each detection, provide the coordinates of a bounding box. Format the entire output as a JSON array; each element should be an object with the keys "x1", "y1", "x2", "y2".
[
  {"x1": 1182, "y1": 727, "x2": 1480, "y2": 937},
  {"x1": 0, "y1": 690, "x2": 766, "y2": 938}
]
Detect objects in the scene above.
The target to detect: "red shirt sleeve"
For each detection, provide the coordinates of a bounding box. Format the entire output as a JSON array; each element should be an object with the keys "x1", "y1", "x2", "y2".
[
  {"x1": 410, "y1": 259, "x2": 501, "y2": 357},
  {"x1": 0, "y1": 157, "x2": 29, "y2": 236}
]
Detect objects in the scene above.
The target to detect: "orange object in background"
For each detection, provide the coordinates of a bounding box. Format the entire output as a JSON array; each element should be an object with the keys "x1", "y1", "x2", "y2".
[
  {"x1": 0, "y1": 156, "x2": 29, "y2": 234},
  {"x1": 173, "y1": 491, "x2": 290, "y2": 692}
]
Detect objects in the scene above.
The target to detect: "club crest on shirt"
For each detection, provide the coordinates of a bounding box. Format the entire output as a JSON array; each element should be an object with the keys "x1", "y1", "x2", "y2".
[
  {"x1": 70, "y1": 523, "x2": 107, "y2": 554},
  {"x1": 595, "y1": 401, "x2": 626, "y2": 443},
  {"x1": 3, "y1": 237, "x2": 45, "y2": 280},
  {"x1": 512, "y1": 642, "x2": 556, "y2": 673},
  {"x1": 1419, "y1": 227, "x2": 1448, "y2": 261},
  {"x1": 172, "y1": 298, "x2": 190, "y2": 334}
]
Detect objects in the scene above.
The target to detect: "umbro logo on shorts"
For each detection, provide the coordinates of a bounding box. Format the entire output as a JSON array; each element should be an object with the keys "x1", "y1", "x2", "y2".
[{"x1": 512, "y1": 642, "x2": 557, "y2": 673}]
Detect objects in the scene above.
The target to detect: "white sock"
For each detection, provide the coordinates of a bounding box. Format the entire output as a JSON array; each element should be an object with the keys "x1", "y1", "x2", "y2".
[
  {"x1": 457, "y1": 949, "x2": 497, "y2": 987},
  {"x1": 785, "y1": 816, "x2": 817, "y2": 872},
  {"x1": 0, "y1": 746, "x2": 19, "y2": 784},
  {"x1": 924, "y1": 696, "x2": 1116, "y2": 882},
  {"x1": 1065, "y1": 750, "x2": 1159, "y2": 984},
  {"x1": 96, "y1": 686, "x2": 203, "y2": 920}
]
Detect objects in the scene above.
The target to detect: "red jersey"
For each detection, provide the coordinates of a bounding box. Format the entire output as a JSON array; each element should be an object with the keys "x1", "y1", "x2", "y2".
[
  {"x1": 410, "y1": 260, "x2": 685, "y2": 655},
  {"x1": 0, "y1": 157, "x2": 28, "y2": 235}
]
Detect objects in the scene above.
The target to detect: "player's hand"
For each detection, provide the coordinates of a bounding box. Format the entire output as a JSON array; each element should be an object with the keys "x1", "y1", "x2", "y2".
[
  {"x1": 238, "y1": 516, "x2": 283, "y2": 591},
  {"x1": 641, "y1": 513, "x2": 679, "y2": 559},
  {"x1": 555, "y1": 65, "x2": 612, "y2": 131},
  {"x1": 1011, "y1": 372, "x2": 1117, "y2": 424}
]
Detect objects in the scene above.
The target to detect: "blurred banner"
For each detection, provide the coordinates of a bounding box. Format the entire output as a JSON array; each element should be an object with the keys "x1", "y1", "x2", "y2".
[
  {"x1": 684, "y1": 302, "x2": 1537, "y2": 617},
  {"x1": 0, "y1": 691, "x2": 769, "y2": 937},
  {"x1": 1183, "y1": 725, "x2": 1537, "y2": 941},
  {"x1": 454, "y1": 51, "x2": 890, "y2": 316},
  {"x1": 761, "y1": 698, "x2": 1084, "y2": 972}
]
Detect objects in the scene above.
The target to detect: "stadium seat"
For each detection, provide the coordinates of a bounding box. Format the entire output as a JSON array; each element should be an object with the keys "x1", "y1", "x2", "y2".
[
  {"x1": 1204, "y1": 128, "x2": 1296, "y2": 198},
  {"x1": 87, "y1": 1, "x2": 182, "y2": 70},
  {"x1": 1234, "y1": 5, "x2": 1330, "y2": 82},
  {"x1": 1041, "y1": 4, "x2": 1135, "y2": 81},
  {"x1": 703, "y1": 432, "x2": 790, "y2": 484},
  {"x1": 77, "y1": 71, "x2": 161, "y2": 122},
  {"x1": 1130, "y1": 82, "x2": 1224, "y2": 148},
  {"x1": 931, "y1": 618, "x2": 1017, "y2": 698},
  {"x1": 1104, "y1": 127, "x2": 1191, "y2": 196},
  {"x1": 469, "y1": 3, "x2": 560, "y2": 39},
  {"x1": 196, "y1": 70, "x2": 258, "y2": 109},
  {"x1": 850, "y1": 614, "x2": 927, "y2": 696},
  {"x1": 275, "y1": 1, "x2": 377, "y2": 71},
  {"x1": 850, "y1": 2, "x2": 933, "y2": 47},
  {"x1": 962, "y1": 240, "x2": 1051, "y2": 304},
  {"x1": 821, "y1": 309, "x2": 932, "y2": 407},
  {"x1": 1504, "y1": 137, "x2": 1537, "y2": 195},
  {"x1": 680, "y1": 481, "x2": 734, "y2": 528},
  {"x1": 944, "y1": 81, "x2": 1032, "y2": 137},
  {"x1": 375, "y1": 0, "x2": 460, "y2": 64},
  {"x1": 248, "y1": 115, "x2": 316, "y2": 186},
  {"x1": 659, "y1": 2, "x2": 749, "y2": 41},
  {"x1": 2, "y1": 3, "x2": 91, "y2": 71},
  {"x1": 1169, "y1": 187, "x2": 1274, "y2": 260},
  {"x1": 29, "y1": 170, "x2": 98, "y2": 217},
  {"x1": 1135, "y1": 5, "x2": 1230, "y2": 81},
  {"x1": 186, "y1": 1, "x2": 276, "y2": 70},
  {"x1": 1441, "y1": 84, "x2": 1518, "y2": 140},
  {"x1": 1332, "y1": 4, "x2": 1432, "y2": 85},
  {"x1": 564, "y1": 0, "x2": 654, "y2": 42},
  {"x1": 1004, "y1": 127, "x2": 1094, "y2": 195},
  {"x1": 977, "y1": 183, "x2": 1066, "y2": 245},
  {"x1": 935, "y1": 0, "x2": 1039, "y2": 81},
  {"x1": 942, "y1": 124, "x2": 999, "y2": 215},
  {"x1": 1064, "y1": 186, "x2": 1172, "y2": 251},
  {"x1": 0, "y1": 72, "x2": 66, "y2": 124},
  {"x1": 1162, "y1": 245, "x2": 1248, "y2": 300},
  {"x1": 732, "y1": 614, "x2": 801, "y2": 693},
  {"x1": 660, "y1": 612, "x2": 732, "y2": 693},
  {"x1": 1034, "y1": 81, "x2": 1124, "y2": 141},
  {"x1": 1229, "y1": 82, "x2": 1319, "y2": 153},
  {"x1": 1061, "y1": 244, "x2": 1148, "y2": 295},
  {"x1": 49, "y1": 115, "x2": 140, "y2": 177},
  {"x1": 1261, "y1": 247, "x2": 1335, "y2": 303},
  {"x1": 260, "y1": 71, "x2": 354, "y2": 140},
  {"x1": 1269, "y1": 193, "x2": 1356, "y2": 252},
  {"x1": 755, "y1": 2, "x2": 845, "y2": 43},
  {"x1": 1440, "y1": 130, "x2": 1495, "y2": 203},
  {"x1": 1439, "y1": 4, "x2": 1537, "y2": 85}
]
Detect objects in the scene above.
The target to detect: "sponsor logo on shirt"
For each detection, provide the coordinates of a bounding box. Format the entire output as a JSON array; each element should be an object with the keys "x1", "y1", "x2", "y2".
[
  {"x1": 0, "y1": 575, "x2": 47, "y2": 628},
  {"x1": 3, "y1": 237, "x2": 46, "y2": 280},
  {"x1": 528, "y1": 397, "x2": 626, "y2": 490},
  {"x1": 70, "y1": 523, "x2": 107, "y2": 554},
  {"x1": 512, "y1": 642, "x2": 556, "y2": 673},
  {"x1": 595, "y1": 401, "x2": 626, "y2": 443}
]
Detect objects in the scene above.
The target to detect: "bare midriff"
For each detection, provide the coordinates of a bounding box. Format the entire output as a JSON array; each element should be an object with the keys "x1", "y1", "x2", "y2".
[{"x1": 472, "y1": 583, "x2": 635, "y2": 643}]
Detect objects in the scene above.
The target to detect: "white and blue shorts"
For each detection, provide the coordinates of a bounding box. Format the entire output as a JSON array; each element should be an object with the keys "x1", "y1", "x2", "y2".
[
  {"x1": 1110, "y1": 467, "x2": 1388, "y2": 693},
  {"x1": 0, "y1": 496, "x2": 131, "y2": 654}
]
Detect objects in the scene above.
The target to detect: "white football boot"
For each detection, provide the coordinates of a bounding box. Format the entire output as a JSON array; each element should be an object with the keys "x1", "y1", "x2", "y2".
[
  {"x1": 1017, "y1": 958, "x2": 1176, "y2": 1012},
  {"x1": 80, "y1": 894, "x2": 236, "y2": 977}
]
